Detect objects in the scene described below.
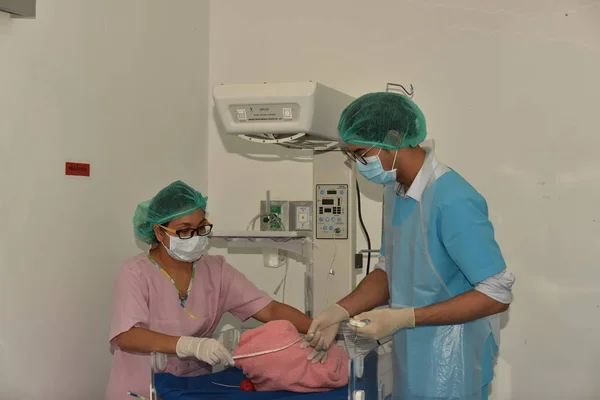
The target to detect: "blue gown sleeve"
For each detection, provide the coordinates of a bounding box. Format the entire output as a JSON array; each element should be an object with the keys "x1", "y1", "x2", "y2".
[{"x1": 439, "y1": 194, "x2": 506, "y2": 285}]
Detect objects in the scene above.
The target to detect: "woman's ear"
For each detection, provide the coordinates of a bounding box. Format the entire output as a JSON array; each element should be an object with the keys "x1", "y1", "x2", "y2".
[{"x1": 153, "y1": 225, "x2": 163, "y2": 243}]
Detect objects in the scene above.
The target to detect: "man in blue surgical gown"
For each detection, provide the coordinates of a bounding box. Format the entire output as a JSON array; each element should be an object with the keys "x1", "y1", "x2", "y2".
[{"x1": 303, "y1": 92, "x2": 516, "y2": 399}]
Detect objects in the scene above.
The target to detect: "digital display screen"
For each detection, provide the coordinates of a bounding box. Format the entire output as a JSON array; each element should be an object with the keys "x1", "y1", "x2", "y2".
[
  {"x1": 322, "y1": 199, "x2": 334, "y2": 205},
  {"x1": 324, "y1": 208, "x2": 331, "y2": 213},
  {"x1": 327, "y1": 190, "x2": 337, "y2": 194}
]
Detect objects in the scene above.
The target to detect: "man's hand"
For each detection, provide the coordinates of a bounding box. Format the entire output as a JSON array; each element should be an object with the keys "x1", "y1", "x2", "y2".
[{"x1": 351, "y1": 308, "x2": 415, "y2": 340}]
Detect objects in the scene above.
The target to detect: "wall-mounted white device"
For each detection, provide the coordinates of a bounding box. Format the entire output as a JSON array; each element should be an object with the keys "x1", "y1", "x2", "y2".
[
  {"x1": 213, "y1": 81, "x2": 351, "y2": 150},
  {"x1": 212, "y1": 81, "x2": 356, "y2": 316}
]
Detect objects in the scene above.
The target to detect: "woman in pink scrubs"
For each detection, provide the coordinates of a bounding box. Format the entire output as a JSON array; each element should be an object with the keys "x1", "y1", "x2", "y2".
[{"x1": 106, "y1": 181, "x2": 312, "y2": 400}]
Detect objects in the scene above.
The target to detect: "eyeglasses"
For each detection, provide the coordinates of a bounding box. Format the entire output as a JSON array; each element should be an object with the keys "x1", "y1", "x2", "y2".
[
  {"x1": 160, "y1": 222, "x2": 213, "y2": 239},
  {"x1": 342, "y1": 146, "x2": 374, "y2": 165}
]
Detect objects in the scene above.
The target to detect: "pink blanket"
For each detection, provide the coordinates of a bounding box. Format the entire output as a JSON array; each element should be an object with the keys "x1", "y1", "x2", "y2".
[{"x1": 232, "y1": 320, "x2": 349, "y2": 392}]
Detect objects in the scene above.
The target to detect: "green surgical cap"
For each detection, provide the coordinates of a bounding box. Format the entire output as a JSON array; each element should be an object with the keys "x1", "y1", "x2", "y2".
[
  {"x1": 133, "y1": 180, "x2": 208, "y2": 244},
  {"x1": 338, "y1": 92, "x2": 427, "y2": 150}
]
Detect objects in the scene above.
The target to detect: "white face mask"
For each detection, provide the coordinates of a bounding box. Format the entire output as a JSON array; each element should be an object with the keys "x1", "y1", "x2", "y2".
[
  {"x1": 355, "y1": 149, "x2": 398, "y2": 185},
  {"x1": 162, "y1": 235, "x2": 208, "y2": 262}
]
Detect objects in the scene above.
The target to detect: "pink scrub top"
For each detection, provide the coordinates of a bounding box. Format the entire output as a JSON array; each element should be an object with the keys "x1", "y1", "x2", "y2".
[{"x1": 106, "y1": 253, "x2": 272, "y2": 400}]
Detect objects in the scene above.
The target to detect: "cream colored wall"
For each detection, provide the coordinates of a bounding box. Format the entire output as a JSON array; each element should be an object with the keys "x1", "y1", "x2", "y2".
[
  {"x1": 1, "y1": 1, "x2": 598, "y2": 398},
  {"x1": 0, "y1": 1, "x2": 210, "y2": 398},
  {"x1": 207, "y1": 1, "x2": 600, "y2": 399}
]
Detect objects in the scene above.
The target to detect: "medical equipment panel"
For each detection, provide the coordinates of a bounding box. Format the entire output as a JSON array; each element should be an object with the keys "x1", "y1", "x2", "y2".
[
  {"x1": 315, "y1": 184, "x2": 348, "y2": 239},
  {"x1": 258, "y1": 200, "x2": 313, "y2": 232},
  {"x1": 230, "y1": 103, "x2": 299, "y2": 123},
  {"x1": 289, "y1": 201, "x2": 313, "y2": 231},
  {"x1": 259, "y1": 200, "x2": 290, "y2": 231},
  {"x1": 212, "y1": 80, "x2": 357, "y2": 320}
]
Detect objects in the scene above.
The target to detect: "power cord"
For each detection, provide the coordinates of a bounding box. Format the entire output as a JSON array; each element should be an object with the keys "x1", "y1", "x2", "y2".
[
  {"x1": 328, "y1": 234, "x2": 337, "y2": 275},
  {"x1": 356, "y1": 179, "x2": 373, "y2": 274},
  {"x1": 273, "y1": 257, "x2": 289, "y2": 303}
]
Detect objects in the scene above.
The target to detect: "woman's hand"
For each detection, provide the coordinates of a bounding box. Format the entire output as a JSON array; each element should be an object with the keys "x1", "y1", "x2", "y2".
[{"x1": 176, "y1": 336, "x2": 235, "y2": 366}]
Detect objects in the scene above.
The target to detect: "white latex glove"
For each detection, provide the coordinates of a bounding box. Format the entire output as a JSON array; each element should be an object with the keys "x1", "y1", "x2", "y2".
[
  {"x1": 351, "y1": 308, "x2": 415, "y2": 340},
  {"x1": 301, "y1": 303, "x2": 349, "y2": 363},
  {"x1": 176, "y1": 336, "x2": 235, "y2": 366},
  {"x1": 306, "y1": 348, "x2": 328, "y2": 364}
]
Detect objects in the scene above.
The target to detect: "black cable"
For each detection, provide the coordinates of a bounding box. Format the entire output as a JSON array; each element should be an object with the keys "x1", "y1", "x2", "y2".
[{"x1": 355, "y1": 179, "x2": 372, "y2": 274}]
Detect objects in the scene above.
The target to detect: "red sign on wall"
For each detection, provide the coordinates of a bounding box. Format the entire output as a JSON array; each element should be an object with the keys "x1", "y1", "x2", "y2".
[{"x1": 65, "y1": 162, "x2": 90, "y2": 177}]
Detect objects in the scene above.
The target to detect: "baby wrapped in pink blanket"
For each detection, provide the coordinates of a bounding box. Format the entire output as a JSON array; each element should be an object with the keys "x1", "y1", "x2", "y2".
[{"x1": 232, "y1": 320, "x2": 349, "y2": 392}]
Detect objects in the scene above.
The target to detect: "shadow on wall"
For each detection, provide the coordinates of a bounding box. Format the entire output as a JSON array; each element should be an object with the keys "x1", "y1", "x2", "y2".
[
  {"x1": 0, "y1": 11, "x2": 11, "y2": 33},
  {"x1": 500, "y1": 309, "x2": 510, "y2": 330},
  {"x1": 487, "y1": 309, "x2": 512, "y2": 398},
  {"x1": 0, "y1": 11, "x2": 14, "y2": 40},
  {"x1": 356, "y1": 175, "x2": 384, "y2": 202}
]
